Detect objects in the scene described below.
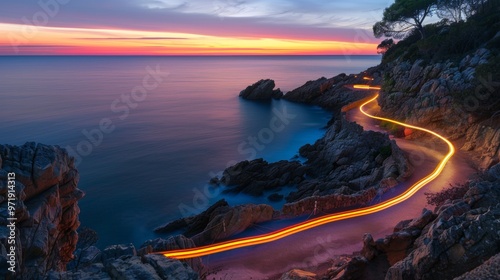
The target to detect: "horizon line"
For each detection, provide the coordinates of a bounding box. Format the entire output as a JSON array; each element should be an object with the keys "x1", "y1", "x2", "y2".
[{"x1": 0, "y1": 54, "x2": 381, "y2": 57}]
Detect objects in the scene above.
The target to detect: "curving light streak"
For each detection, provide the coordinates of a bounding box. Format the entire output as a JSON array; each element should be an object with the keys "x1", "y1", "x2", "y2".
[
  {"x1": 363, "y1": 77, "x2": 375, "y2": 81},
  {"x1": 159, "y1": 90, "x2": 454, "y2": 260},
  {"x1": 353, "y1": 85, "x2": 381, "y2": 90}
]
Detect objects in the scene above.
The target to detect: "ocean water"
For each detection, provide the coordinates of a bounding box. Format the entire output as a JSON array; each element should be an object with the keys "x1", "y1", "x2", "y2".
[{"x1": 0, "y1": 55, "x2": 380, "y2": 246}]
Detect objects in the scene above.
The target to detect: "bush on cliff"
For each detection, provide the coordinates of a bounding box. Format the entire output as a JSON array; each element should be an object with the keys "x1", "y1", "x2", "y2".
[{"x1": 382, "y1": 0, "x2": 499, "y2": 64}]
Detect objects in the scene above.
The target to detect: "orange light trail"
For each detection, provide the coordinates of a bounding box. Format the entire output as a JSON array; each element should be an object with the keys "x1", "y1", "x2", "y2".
[
  {"x1": 363, "y1": 77, "x2": 374, "y2": 81},
  {"x1": 158, "y1": 88, "x2": 454, "y2": 260},
  {"x1": 353, "y1": 85, "x2": 381, "y2": 90}
]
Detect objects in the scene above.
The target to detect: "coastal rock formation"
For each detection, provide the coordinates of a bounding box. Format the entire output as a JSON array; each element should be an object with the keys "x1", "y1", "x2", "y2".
[
  {"x1": 154, "y1": 199, "x2": 229, "y2": 236},
  {"x1": 155, "y1": 199, "x2": 275, "y2": 245},
  {"x1": 289, "y1": 118, "x2": 412, "y2": 201},
  {"x1": 239, "y1": 79, "x2": 283, "y2": 100},
  {"x1": 0, "y1": 143, "x2": 201, "y2": 279},
  {"x1": 283, "y1": 66, "x2": 383, "y2": 109},
  {"x1": 322, "y1": 164, "x2": 500, "y2": 280},
  {"x1": 0, "y1": 142, "x2": 84, "y2": 278},
  {"x1": 191, "y1": 203, "x2": 274, "y2": 244},
  {"x1": 378, "y1": 47, "x2": 500, "y2": 169},
  {"x1": 221, "y1": 117, "x2": 410, "y2": 217},
  {"x1": 220, "y1": 159, "x2": 306, "y2": 196},
  {"x1": 211, "y1": 120, "x2": 412, "y2": 217},
  {"x1": 48, "y1": 239, "x2": 200, "y2": 280}
]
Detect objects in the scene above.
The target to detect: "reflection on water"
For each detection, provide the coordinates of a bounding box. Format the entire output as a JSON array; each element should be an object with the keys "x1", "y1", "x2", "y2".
[{"x1": 0, "y1": 55, "x2": 380, "y2": 246}]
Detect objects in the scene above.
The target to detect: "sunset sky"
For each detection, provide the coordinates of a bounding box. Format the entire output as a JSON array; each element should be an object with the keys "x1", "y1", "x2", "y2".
[{"x1": 0, "y1": 0, "x2": 391, "y2": 55}]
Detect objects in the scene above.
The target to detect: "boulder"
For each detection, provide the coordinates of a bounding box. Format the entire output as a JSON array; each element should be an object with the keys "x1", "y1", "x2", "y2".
[
  {"x1": 239, "y1": 79, "x2": 283, "y2": 100},
  {"x1": 192, "y1": 203, "x2": 274, "y2": 244}
]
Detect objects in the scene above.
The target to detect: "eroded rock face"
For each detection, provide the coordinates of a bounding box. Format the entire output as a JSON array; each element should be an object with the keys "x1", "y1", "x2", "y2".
[
  {"x1": 282, "y1": 118, "x2": 411, "y2": 217},
  {"x1": 0, "y1": 142, "x2": 84, "y2": 278},
  {"x1": 378, "y1": 48, "x2": 500, "y2": 170},
  {"x1": 385, "y1": 180, "x2": 500, "y2": 280},
  {"x1": 313, "y1": 166, "x2": 500, "y2": 280},
  {"x1": 220, "y1": 159, "x2": 306, "y2": 196},
  {"x1": 239, "y1": 79, "x2": 283, "y2": 100},
  {"x1": 283, "y1": 66, "x2": 383, "y2": 110},
  {"x1": 192, "y1": 203, "x2": 274, "y2": 243},
  {"x1": 48, "y1": 241, "x2": 200, "y2": 280}
]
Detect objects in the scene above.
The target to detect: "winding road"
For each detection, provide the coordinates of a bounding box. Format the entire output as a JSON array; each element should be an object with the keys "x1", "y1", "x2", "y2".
[{"x1": 157, "y1": 85, "x2": 463, "y2": 266}]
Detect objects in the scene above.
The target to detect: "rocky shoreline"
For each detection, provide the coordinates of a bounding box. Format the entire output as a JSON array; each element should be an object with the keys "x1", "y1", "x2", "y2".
[
  {"x1": 2, "y1": 31, "x2": 499, "y2": 280},
  {"x1": 155, "y1": 71, "x2": 413, "y2": 246}
]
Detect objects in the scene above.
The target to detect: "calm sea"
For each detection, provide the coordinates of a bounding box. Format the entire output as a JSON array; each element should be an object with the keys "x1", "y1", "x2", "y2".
[{"x1": 0, "y1": 55, "x2": 380, "y2": 246}]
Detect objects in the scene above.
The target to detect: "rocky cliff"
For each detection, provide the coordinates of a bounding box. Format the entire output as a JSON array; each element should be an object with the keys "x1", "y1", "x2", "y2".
[
  {"x1": 0, "y1": 143, "x2": 83, "y2": 279},
  {"x1": 280, "y1": 163, "x2": 500, "y2": 280},
  {"x1": 331, "y1": 164, "x2": 500, "y2": 280},
  {"x1": 0, "y1": 143, "x2": 200, "y2": 280},
  {"x1": 378, "y1": 47, "x2": 500, "y2": 170}
]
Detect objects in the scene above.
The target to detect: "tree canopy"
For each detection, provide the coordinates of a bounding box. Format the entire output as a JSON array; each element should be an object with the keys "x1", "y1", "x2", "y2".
[
  {"x1": 373, "y1": 0, "x2": 436, "y2": 39},
  {"x1": 377, "y1": 39, "x2": 395, "y2": 54}
]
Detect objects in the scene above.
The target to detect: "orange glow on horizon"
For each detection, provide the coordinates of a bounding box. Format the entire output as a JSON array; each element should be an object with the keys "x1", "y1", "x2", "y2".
[
  {"x1": 157, "y1": 88, "x2": 455, "y2": 259},
  {"x1": 0, "y1": 23, "x2": 377, "y2": 55}
]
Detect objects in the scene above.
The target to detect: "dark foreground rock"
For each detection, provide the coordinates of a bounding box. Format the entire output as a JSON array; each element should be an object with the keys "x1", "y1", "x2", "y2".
[
  {"x1": 0, "y1": 143, "x2": 84, "y2": 278},
  {"x1": 0, "y1": 143, "x2": 200, "y2": 280},
  {"x1": 155, "y1": 199, "x2": 276, "y2": 245},
  {"x1": 49, "y1": 236, "x2": 202, "y2": 280},
  {"x1": 209, "y1": 116, "x2": 412, "y2": 219},
  {"x1": 220, "y1": 159, "x2": 307, "y2": 196},
  {"x1": 239, "y1": 79, "x2": 283, "y2": 100}
]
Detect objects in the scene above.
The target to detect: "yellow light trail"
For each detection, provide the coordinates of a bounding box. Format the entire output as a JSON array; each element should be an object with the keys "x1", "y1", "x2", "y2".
[
  {"x1": 158, "y1": 89, "x2": 455, "y2": 260},
  {"x1": 353, "y1": 85, "x2": 381, "y2": 90}
]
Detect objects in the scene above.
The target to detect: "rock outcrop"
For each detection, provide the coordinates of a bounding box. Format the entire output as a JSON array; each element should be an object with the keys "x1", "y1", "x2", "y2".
[
  {"x1": 0, "y1": 143, "x2": 201, "y2": 279},
  {"x1": 49, "y1": 236, "x2": 201, "y2": 280},
  {"x1": 321, "y1": 164, "x2": 500, "y2": 280},
  {"x1": 220, "y1": 159, "x2": 306, "y2": 196},
  {"x1": 239, "y1": 79, "x2": 283, "y2": 100},
  {"x1": 0, "y1": 143, "x2": 84, "y2": 278},
  {"x1": 378, "y1": 48, "x2": 500, "y2": 169},
  {"x1": 155, "y1": 199, "x2": 275, "y2": 245},
  {"x1": 283, "y1": 66, "x2": 383, "y2": 110}
]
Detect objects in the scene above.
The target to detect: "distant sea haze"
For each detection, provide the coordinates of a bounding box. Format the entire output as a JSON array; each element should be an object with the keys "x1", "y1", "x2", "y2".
[{"x1": 0, "y1": 55, "x2": 381, "y2": 246}]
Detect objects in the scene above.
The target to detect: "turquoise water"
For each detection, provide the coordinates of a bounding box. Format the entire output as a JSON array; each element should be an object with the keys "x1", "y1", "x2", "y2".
[{"x1": 0, "y1": 55, "x2": 380, "y2": 246}]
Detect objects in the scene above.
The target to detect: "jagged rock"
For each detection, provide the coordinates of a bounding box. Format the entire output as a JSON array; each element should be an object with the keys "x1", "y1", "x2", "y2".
[
  {"x1": 239, "y1": 79, "x2": 282, "y2": 100},
  {"x1": 154, "y1": 199, "x2": 229, "y2": 236},
  {"x1": 327, "y1": 256, "x2": 369, "y2": 280},
  {"x1": 283, "y1": 70, "x2": 380, "y2": 110},
  {"x1": 140, "y1": 235, "x2": 204, "y2": 274},
  {"x1": 487, "y1": 163, "x2": 500, "y2": 180},
  {"x1": 453, "y1": 253, "x2": 500, "y2": 280},
  {"x1": 218, "y1": 159, "x2": 306, "y2": 196},
  {"x1": 67, "y1": 245, "x2": 102, "y2": 270},
  {"x1": 105, "y1": 256, "x2": 164, "y2": 280},
  {"x1": 385, "y1": 179, "x2": 500, "y2": 280},
  {"x1": 143, "y1": 254, "x2": 199, "y2": 280},
  {"x1": 282, "y1": 118, "x2": 411, "y2": 216},
  {"x1": 0, "y1": 143, "x2": 83, "y2": 277},
  {"x1": 192, "y1": 203, "x2": 274, "y2": 244},
  {"x1": 102, "y1": 243, "x2": 137, "y2": 262},
  {"x1": 280, "y1": 269, "x2": 317, "y2": 280},
  {"x1": 378, "y1": 47, "x2": 499, "y2": 170}
]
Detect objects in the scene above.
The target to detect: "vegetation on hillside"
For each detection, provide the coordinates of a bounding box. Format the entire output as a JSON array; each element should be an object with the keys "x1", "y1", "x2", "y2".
[{"x1": 375, "y1": 0, "x2": 499, "y2": 64}]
